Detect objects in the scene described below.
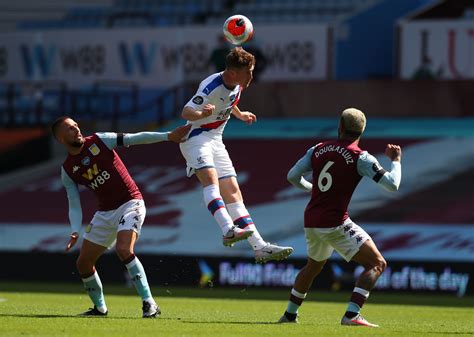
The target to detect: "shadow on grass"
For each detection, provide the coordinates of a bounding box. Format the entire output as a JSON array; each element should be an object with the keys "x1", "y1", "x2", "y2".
[
  {"x1": 180, "y1": 320, "x2": 277, "y2": 325},
  {"x1": 1, "y1": 282, "x2": 473, "y2": 308}
]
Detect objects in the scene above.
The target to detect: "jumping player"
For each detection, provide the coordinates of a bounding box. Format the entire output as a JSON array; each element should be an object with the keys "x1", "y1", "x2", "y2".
[
  {"x1": 278, "y1": 108, "x2": 402, "y2": 327},
  {"x1": 52, "y1": 116, "x2": 190, "y2": 318},
  {"x1": 179, "y1": 47, "x2": 293, "y2": 262}
]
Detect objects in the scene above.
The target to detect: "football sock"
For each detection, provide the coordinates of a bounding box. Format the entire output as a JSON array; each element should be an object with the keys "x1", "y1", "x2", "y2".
[
  {"x1": 226, "y1": 201, "x2": 266, "y2": 250},
  {"x1": 285, "y1": 288, "x2": 307, "y2": 319},
  {"x1": 203, "y1": 184, "x2": 234, "y2": 235},
  {"x1": 124, "y1": 254, "x2": 154, "y2": 302},
  {"x1": 81, "y1": 269, "x2": 107, "y2": 313},
  {"x1": 345, "y1": 287, "x2": 370, "y2": 318}
]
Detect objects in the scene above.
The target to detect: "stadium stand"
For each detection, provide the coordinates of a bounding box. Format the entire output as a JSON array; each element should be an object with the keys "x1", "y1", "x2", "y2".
[{"x1": 16, "y1": 0, "x2": 379, "y2": 30}]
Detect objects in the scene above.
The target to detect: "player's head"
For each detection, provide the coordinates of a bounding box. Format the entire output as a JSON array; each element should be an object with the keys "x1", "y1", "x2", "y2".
[
  {"x1": 51, "y1": 116, "x2": 84, "y2": 148},
  {"x1": 338, "y1": 108, "x2": 366, "y2": 141},
  {"x1": 225, "y1": 47, "x2": 255, "y2": 89}
]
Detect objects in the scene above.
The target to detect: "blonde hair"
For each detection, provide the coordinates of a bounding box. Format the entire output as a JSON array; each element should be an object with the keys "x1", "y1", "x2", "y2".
[{"x1": 340, "y1": 108, "x2": 366, "y2": 137}]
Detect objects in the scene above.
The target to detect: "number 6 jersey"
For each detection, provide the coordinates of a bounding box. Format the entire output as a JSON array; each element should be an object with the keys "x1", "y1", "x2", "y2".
[
  {"x1": 287, "y1": 139, "x2": 401, "y2": 228},
  {"x1": 61, "y1": 133, "x2": 143, "y2": 212}
]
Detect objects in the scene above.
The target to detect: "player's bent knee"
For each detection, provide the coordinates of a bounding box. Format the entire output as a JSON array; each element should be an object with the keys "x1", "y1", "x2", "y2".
[
  {"x1": 307, "y1": 259, "x2": 326, "y2": 275},
  {"x1": 371, "y1": 256, "x2": 387, "y2": 275},
  {"x1": 115, "y1": 245, "x2": 133, "y2": 261},
  {"x1": 378, "y1": 257, "x2": 387, "y2": 272},
  {"x1": 76, "y1": 256, "x2": 93, "y2": 275}
]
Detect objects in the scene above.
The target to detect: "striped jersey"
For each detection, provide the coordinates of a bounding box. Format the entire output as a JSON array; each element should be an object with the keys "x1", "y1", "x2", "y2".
[{"x1": 184, "y1": 72, "x2": 241, "y2": 140}]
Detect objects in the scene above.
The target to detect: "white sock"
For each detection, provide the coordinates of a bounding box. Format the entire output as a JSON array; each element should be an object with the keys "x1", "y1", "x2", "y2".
[
  {"x1": 203, "y1": 184, "x2": 234, "y2": 235},
  {"x1": 226, "y1": 201, "x2": 267, "y2": 250}
]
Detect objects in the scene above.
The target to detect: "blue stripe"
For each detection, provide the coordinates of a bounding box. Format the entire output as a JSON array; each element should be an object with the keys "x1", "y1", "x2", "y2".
[
  {"x1": 207, "y1": 198, "x2": 225, "y2": 215},
  {"x1": 188, "y1": 128, "x2": 206, "y2": 138},
  {"x1": 202, "y1": 75, "x2": 223, "y2": 95},
  {"x1": 234, "y1": 216, "x2": 254, "y2": 229}
]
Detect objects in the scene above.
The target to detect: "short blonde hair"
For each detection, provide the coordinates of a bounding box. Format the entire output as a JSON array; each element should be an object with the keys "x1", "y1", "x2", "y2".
[{"x1": 340, "y1": 108, "x2": 366, "y2": 137}]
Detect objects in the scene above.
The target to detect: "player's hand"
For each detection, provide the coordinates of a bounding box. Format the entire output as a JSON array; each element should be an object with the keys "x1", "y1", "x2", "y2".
[
  {"x1": 240, "y1": 111, "x2": 257, "y2": 125},
  {"x1": 168, "y1": 124, "x2": 191, "y2": 143},
  {"x1": 65, "y1": 232, "x2": 79, "y2": 252},
  {"x1": 385, "y1": 144, "x2": 402, "y2": 162},
  {"x1": 201, "y1": 104, "x2": 215, "y2": 118}
]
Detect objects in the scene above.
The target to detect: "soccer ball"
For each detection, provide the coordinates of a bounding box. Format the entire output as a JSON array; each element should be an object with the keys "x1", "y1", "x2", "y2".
[{"x1": 223, "y1": 15, "x2": 254, "y2": 45}]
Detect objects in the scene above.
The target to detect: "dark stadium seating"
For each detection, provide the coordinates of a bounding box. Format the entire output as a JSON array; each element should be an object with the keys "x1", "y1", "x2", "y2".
[{"x1": 18, "y1": 0, "x2": 378, "y2": 30}]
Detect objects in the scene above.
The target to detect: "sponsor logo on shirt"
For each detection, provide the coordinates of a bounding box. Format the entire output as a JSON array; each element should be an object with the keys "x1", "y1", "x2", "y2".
[
  {"x1": 192, "y1": 96, "x2": 204, "y2": 105},
  {"x1": 88, "y1": 144, "x2": 100, "y2": 156},
  {"x1": 82, "y1": 163, "x2": 100, "y2": 180}
]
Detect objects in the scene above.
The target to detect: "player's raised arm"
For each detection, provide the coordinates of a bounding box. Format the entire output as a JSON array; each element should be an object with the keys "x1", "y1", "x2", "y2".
[
  {"x1": 61, "y1": 167, "x2": 82, "y2": 251},
  {"x1": 287, "y1": 146, "x2": 315, "y2": 192},
  {"x1": 357, "y1": 144, "x2": 402, "y2": 192}
]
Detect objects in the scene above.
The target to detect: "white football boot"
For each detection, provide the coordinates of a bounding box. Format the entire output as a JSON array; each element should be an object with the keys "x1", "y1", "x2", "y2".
[
  {"x1": 341, "y1": 314, "x2": 379, "y2": 327},
  {"x1": 222, "y1": 226, "x2": 254, "y2": 247},
  {"x1": 254, "y1": 243, "x2": 294, "y2": 263}
]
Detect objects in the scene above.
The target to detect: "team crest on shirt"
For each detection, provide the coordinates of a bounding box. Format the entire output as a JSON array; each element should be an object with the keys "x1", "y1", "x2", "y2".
[
  {"x1": 88, "y1": 144, "x2": 100, "y2": 156},
  {"x1": 81, "y1": 156, "x2": 90, "y2": 166}
]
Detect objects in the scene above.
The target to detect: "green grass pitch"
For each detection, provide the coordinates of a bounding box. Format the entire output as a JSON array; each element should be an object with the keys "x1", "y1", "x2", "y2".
[{"x1": 0, "y1": 282, "x2": 473, "y2": 337}]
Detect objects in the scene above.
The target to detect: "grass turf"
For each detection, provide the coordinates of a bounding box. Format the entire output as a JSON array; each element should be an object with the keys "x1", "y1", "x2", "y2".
[{"x1": 0, "y1": 282, "x2": 473, "y2": 337}]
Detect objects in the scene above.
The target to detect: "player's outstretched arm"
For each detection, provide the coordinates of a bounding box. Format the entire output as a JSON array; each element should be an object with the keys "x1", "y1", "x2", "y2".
[
  {"x1": 287, "y1": 146, "x2": 315, "y2": 192},
  {"x1": 124, "y1": 124, "x2": 191, "y2": 145},
  {"x1": 357, "y1": 145, "x2": 402, "y2": 192},
  {"x1": 61, "y1": 168, "x2": 83, "y2": 251},
  {"x1": 232, "y1": 105, "x2": 256, "y2": 125}
]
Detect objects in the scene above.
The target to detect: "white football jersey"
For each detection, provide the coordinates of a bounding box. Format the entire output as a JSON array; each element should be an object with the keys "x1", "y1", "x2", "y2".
[{"x1": 184, "y1": 72, "x2": 241, "y2": 140}]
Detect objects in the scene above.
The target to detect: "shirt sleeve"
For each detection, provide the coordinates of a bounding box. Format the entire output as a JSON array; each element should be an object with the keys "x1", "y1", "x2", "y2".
[
  {"x1": 184, "y1": 80, "x2": 213, "y2": 111},
  {"x1": 95, "y1": 132, "x2": 117, "y2": 150},
  {"x1": 123, "y1": 132, "x2": 169, "y2": 146},
  {"x1": 61, "y1": 167, "x2": 82, "y2": 234},
  {"x1": 287, "y1": 146, "x2": 315, "y2": 192},
  {"x1": 357, "y1": 151, "x2": 402, "y2": 192}
]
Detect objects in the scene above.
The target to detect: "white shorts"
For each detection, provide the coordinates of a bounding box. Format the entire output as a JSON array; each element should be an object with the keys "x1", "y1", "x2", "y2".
[
  {"x1": 83, "y1": 199, "x2": 146, "y2": 248},
  {"x1": 179, "y1": 135, "x2": 237, "y2": 179},
  {"x1": 304, "y1": 218, "x2": 371, "y2": 262}
]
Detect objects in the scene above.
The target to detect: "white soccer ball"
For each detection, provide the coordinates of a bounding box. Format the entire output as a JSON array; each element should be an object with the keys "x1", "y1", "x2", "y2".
[{"x1": 223, "y1": 15, "x2": 254, "y2": 45}]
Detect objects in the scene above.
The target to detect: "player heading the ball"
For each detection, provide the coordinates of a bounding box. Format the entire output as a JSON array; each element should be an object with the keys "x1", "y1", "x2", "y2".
[{"x1": 179, "y1": 47, "x2": 293, "y2": 263}]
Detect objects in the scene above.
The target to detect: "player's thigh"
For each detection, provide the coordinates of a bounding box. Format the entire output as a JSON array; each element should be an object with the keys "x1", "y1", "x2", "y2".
[
  {"x1": 78, "y1": 239, "x2": 107, "y2": 265},
  {"x1": 213, "y1": 141, "x2": 237, "y2": 180},
  {"x1": 180, "y1": 137, "x2": 215, "y2": 178},
  {"x1": 219, "y1": 176, "x2": 242, "y2": 203},
  {"x1": 115, "y1": 199, "x2": 146, "y2": 239},
  {"x1": 304, "y1": 228, "x2": 334, "y2": 262},
  {"x1": 351, "y1": 238, "x2": 386, "y2": 269},
  {"x1": 195, "y1": 167, "x2": 220, "y2": 186},
  {"x1": 325, "y1": 220, "x2": 372, "y2": 262},
  {"x1": 83, "y1": 211, "x2": 117, "y2": 249}
]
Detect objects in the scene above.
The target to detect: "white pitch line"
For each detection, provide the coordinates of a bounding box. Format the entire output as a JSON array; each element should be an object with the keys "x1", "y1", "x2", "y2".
[{"x1": 0, "y1": 298, "x2": 7, "y2": 302}]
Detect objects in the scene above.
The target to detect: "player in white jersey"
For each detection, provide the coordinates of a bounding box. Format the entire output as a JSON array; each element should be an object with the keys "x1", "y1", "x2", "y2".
[{"x1": 179, "y1": 47, "x2": 293, "y2": 263}]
